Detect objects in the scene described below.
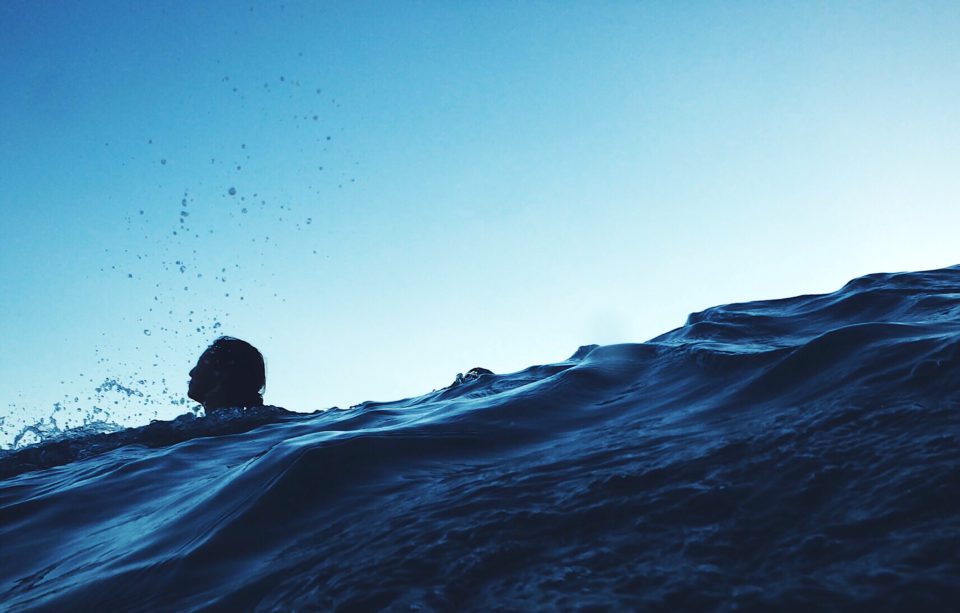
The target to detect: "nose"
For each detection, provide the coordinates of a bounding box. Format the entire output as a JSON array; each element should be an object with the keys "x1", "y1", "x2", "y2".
[{"x1": 189, "y1": 366, "x2": 196, "y2": 377}]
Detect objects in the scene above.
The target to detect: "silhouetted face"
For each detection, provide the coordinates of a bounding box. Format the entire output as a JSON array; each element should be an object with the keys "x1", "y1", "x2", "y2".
[
  {"x1": 187, "y1": 348, "x2": 220, "y2": 405},
  {"x1": 187, "y1": 337, "x2": 266, "y2": 410}
]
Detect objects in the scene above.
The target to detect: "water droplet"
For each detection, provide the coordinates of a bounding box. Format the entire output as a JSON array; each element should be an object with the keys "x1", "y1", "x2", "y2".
[
  {"x1": 143, "y1": 329, "x2": 152, "y2": 336},
  {"x1": 228, "y1": 187, "x2": 237, "y2": 196},
  {"x1": 160, "y1": 158, "x2": 167, "y2": 165}
]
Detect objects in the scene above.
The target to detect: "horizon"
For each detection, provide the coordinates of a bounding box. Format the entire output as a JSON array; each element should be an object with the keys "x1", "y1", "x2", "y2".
[{"x1": 2, "y1": 2, "x2": 959, "y2": 442}]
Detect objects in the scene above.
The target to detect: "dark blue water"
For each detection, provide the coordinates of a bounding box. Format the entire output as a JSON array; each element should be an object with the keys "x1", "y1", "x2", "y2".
[{"x1": 2, "y1": 267, "x2": 958, "y2": 611}]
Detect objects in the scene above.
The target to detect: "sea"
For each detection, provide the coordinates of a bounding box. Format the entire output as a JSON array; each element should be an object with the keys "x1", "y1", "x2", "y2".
[{"x1": 1, "y1": 266, "x2": 958, "y2": 611}]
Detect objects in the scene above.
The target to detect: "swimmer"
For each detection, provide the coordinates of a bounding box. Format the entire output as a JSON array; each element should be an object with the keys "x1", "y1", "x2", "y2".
[{"x1": 188, "y1": 336, "x2": 266, "y2": 412}]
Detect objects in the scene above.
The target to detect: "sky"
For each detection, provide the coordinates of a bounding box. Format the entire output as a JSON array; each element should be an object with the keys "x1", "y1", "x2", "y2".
[{"x1": 1, "y1": 1, "x2": 959, "y2": 443}]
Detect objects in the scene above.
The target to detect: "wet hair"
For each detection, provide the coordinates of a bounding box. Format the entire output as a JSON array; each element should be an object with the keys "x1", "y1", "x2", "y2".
[{"x1": 204, "y1": 336, "x2": 266, "y2": 408}]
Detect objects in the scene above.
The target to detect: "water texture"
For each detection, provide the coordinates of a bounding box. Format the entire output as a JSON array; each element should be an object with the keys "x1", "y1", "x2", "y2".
[{"x1": 1, "y1": 267, "x2": 958, "y2": 611}]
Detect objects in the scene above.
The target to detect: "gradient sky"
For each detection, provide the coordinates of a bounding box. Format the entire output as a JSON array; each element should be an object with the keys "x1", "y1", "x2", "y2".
[{"x1": 1, "y1": 1, "x2": 958, "y2": 442}]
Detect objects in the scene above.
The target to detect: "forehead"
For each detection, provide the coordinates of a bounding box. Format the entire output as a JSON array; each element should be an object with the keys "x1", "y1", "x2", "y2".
[{"x1": 198, "y1": 346, "x2": 220, "y2": 364}]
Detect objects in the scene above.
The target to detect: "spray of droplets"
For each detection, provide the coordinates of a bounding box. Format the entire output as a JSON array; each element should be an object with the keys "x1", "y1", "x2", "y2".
[{"x1": 3, "y1": 56, "x2": 363, "y2": 450}]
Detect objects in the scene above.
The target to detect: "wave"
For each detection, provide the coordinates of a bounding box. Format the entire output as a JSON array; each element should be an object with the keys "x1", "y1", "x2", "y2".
[{"x1": 1, "y1": 266, "x2": 959, "y2": 610}]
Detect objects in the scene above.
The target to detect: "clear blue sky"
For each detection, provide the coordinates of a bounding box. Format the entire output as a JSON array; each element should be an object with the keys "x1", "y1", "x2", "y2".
[{"x1": 1, "y1": 1, "x2": 958, "y2": 439}]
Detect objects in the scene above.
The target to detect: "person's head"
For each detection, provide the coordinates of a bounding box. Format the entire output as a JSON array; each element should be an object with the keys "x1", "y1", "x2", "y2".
[{"x1": 188, "y1": 336, "x2": 266, "y2": 410}]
